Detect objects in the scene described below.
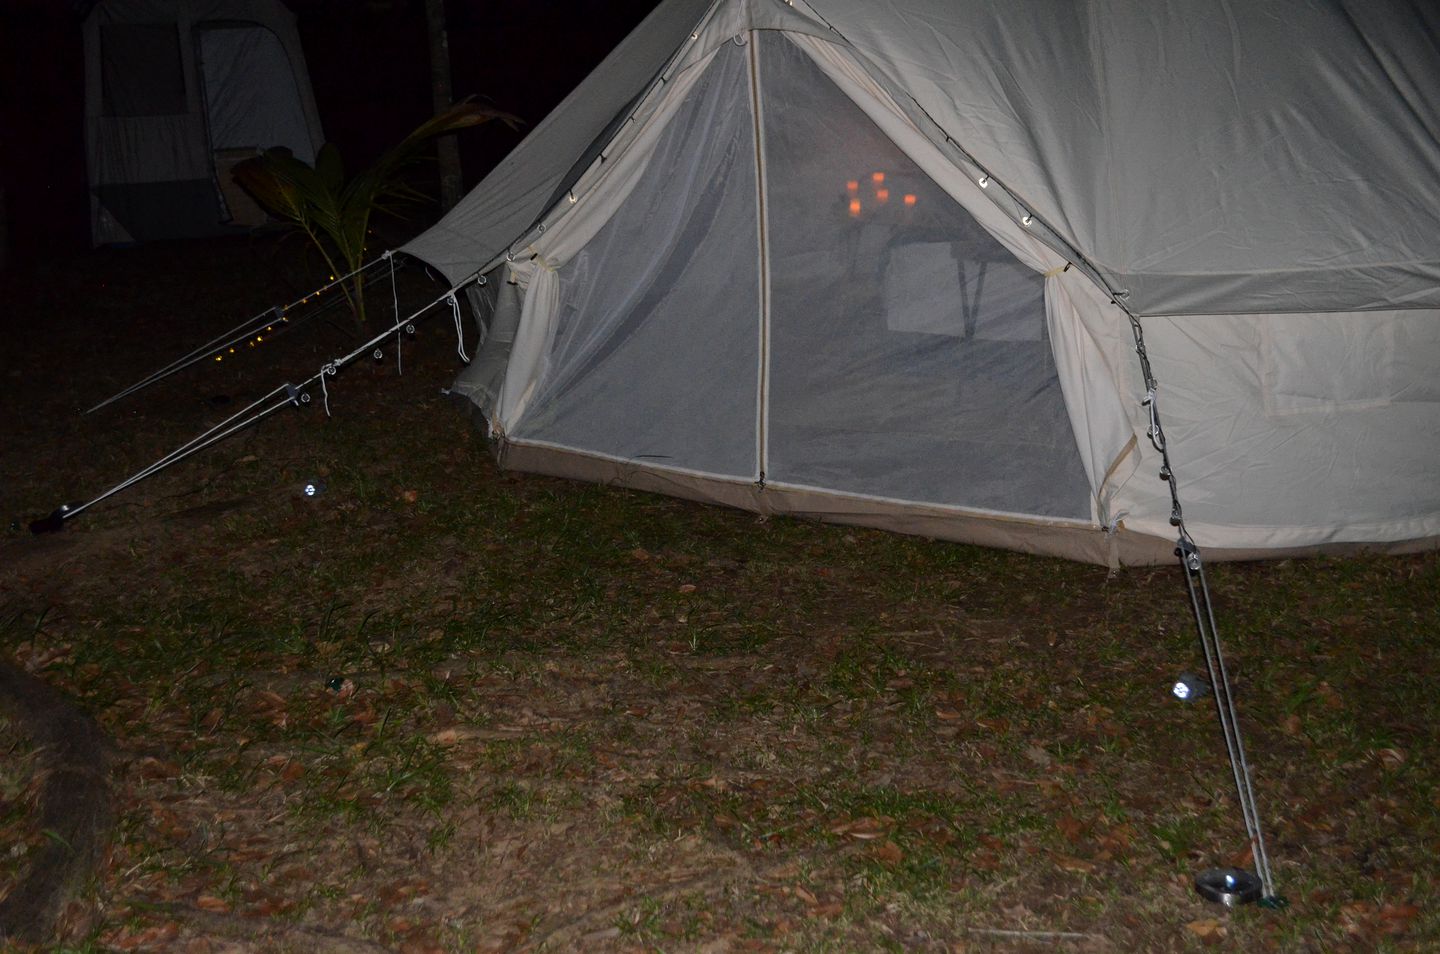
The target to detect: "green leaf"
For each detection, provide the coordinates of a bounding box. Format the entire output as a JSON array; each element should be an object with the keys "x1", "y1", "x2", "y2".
[
  {"x1": 229, "y1": 97, "x2": 522, "y2": 328},
  {"x1": 315, "y1": 143, "x2": 345, "y2": 193}
]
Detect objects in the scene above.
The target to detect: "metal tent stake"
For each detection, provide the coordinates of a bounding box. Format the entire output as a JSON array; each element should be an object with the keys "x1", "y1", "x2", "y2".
[{"x1": 1125, "y1": 311, "x2": 1284, "y2": 908}]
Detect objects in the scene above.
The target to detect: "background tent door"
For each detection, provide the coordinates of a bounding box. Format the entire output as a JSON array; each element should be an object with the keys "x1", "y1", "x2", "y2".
[{"x1": 197, "y1": 23, "x2": 315, "y2": 226}]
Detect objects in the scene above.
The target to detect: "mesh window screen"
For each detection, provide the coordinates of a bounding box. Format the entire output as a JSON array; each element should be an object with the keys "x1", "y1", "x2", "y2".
[
  {"x1": 513, "y1": 44, "x2": 761, "y2": 479},
  {"x1": 199, "y1": 26, "x2": 314, "y2": 162},
  {"x1": 101, "y1": 24, "x2": 187, "y2": 117},
  {"x1": 760, "y1": 35, "x2": 1091, "y2": 518}
]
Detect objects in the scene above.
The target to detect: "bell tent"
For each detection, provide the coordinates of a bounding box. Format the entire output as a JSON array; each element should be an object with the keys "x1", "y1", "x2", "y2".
[
  {"x1": 401, "y1": 0, "x2": 1440, "y2": 567},
  {"x1": 83, "y1": 0, "x2": 325, "y2": 245}
]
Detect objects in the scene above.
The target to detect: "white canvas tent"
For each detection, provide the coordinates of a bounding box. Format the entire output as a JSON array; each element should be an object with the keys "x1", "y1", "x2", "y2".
[
  {"x1": 402, "y1": 0, "x2": 1440, "y2": 567},
  {"x1": 83, "y1": 0, "x2": 324, "y2": 245}
]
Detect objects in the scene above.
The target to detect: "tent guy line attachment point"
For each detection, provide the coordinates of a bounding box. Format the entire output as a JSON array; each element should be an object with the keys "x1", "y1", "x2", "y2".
[
  {"x1": 34, "y1": 272, "x2": 484, "y2": 533},
  {"x1": 84, "y1": 253, "x2": 404, "y2": 415}
]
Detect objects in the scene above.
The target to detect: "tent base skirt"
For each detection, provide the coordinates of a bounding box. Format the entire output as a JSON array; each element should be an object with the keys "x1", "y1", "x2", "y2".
[{"x1": 495, "y1": 439, "x2": 1440, "y2": 568}]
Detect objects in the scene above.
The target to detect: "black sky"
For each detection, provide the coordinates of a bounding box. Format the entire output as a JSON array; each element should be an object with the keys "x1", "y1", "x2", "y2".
[{"x1": 0, "y1": 0, "x2": 660, "y2": 262}]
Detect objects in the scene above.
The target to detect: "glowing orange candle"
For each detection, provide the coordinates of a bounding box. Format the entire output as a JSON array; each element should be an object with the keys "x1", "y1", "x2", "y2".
[
  {"x1": 903, "y1": 193, "x2": 917, "y2": 206},
  {"x1": 848, "y1": 198, "x2": 862, "y2": 217},
  {"x1": 846, "y1": 179, "x2": 859, "y2": 193},
  {"x1": 871, "y1": 171, "x2": 885, "y2": 183},
  {"x1": 876, "y1": 188, "x2": 890, "y2": 203}
]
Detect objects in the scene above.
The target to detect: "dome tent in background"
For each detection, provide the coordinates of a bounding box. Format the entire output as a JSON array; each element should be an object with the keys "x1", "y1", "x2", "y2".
[{"x1": 83, "y1": 0, "x2": 325, "y2": 245}]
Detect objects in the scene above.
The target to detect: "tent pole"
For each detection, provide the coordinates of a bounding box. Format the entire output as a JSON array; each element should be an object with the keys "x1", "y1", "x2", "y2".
[
  {"x1": 84, "y1": 254, "x2": 401, "y2": 415},
  {"x1": 34, "y1": 271, "x2": 480, "y2": 533}
]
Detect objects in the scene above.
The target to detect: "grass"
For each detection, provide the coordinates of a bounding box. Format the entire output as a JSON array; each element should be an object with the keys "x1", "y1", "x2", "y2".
[{"x1": 1, "y1": 240, "x2": 1438, "y2": 951}]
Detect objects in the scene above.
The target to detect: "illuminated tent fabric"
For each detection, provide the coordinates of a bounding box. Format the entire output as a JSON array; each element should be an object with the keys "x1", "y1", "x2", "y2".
[
  {"x1": 401, "y1": 0, "x2": 1440, "y2": 566},
  {"x1": 83, "y1": 0, "x2": 324, "y2": 245}
]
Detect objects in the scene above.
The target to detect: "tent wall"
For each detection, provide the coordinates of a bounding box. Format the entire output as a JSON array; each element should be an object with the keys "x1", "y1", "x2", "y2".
[
  {"x1": 794, "y1": 0, "x2": 1440, "y2": 316},
  {"x1": 424, "y1": 0, "x2": 1440, "y2": 565},
  {"x1": 83, "y1": 0, "x2": 324, "y2": 244}
]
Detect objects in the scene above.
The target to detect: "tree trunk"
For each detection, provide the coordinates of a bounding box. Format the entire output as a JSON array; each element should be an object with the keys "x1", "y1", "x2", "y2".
[{"x1": 424, "y1": 0, "x2": 463, "y2": 212}]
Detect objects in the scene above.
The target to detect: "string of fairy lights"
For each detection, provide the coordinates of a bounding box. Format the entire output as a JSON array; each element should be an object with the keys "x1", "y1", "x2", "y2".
[
  {"x1": 36, "y1": 268, "x2": 482, "y2": 532},
  {"x1": 86, "y1": 253, "x2": 407, "y2": 414}
]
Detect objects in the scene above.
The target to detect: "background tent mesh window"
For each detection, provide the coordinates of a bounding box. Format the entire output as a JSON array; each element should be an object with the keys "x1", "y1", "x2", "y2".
[
  {"x1": 198, "y1": 25, "x2": 315, "y2": 163},
  {"x1": 761, "y1": 35, "x2": 1091, "y2": 518},
  {"x1": 100, "y1": 24, "x2": 187, "y2": 117}
]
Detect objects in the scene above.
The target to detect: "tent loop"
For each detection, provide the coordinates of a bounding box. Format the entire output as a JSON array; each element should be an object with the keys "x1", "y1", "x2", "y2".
[
  {"x1": 387, "y1": 252, "x2": 404, "y2": 375},
  {"x1": 448, "y1": 294, "x2": 471, "y2": 363},
  {"x1": 1142, "y1": 389, "x2": 1164, "y2": 451},
  {"x1": 319, "y1": 362, "x2": 338, "y2": 417},
  {"x1": 731, "y1": 33, "x2": 748, "y2": 46}
]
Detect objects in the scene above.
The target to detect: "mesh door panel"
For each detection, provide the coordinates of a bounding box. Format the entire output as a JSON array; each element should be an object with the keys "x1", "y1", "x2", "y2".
[{"x1": 761, "y1": 35, "x2": 1090, "y2": 518}]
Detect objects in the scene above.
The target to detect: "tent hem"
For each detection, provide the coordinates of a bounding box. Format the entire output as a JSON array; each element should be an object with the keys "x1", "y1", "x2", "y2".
[
  {"x1": 497, "y1": 439, "x2": 1164, "y2": 565},
  {"x1": 493, "y1": 439, "x2": 1440, "y2": 566}
]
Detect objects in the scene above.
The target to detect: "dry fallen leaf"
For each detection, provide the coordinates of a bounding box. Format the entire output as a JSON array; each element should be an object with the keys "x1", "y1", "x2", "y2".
[
  {"x1": 1375, "y1": 747, "x2": 1407, "y2": 771},
  {"x1": 195, "y1": 895, "x2": 231, "y2": 913},
  {"x1": 1056, "y1": 814, "x2": 1085, "y2": 844},
  {"x1": 1378, "y1": 902, "x2": 1421, "y2": 934},
  {"x1": 829, "y1": 816, "x2": 891, "y2": 840},
  {"x1": 1025, "y1": 745, "x2": 1053, "y2": 767},
  {"x1": 1053, "y1": 853, "x2": 1096, "y2": 874},
  {"x1": 1185, "y1": 918, "x2": 1225, "y2": 943},
  {"x1": 871, "y1": 840, "x2": 904, "y2": 865}
]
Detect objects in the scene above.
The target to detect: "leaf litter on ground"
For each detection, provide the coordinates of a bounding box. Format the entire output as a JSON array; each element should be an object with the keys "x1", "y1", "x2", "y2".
[{"x1": 0, "y1": 240, "x2": 1438, "y2": 950}]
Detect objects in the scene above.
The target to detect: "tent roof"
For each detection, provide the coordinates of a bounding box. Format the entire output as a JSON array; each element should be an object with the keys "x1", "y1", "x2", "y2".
[
  {"x1": 405, "y1": 0, "x2": 1440, "y2": 317},
  {"x1": 401, "y1": 0, "x2": 715, "y2": 286}
]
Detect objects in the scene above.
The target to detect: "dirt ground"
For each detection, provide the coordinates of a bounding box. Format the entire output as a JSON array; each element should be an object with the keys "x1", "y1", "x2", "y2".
[{"x1": 1, "y1": 238, "x2": 1437, "y2": 952}]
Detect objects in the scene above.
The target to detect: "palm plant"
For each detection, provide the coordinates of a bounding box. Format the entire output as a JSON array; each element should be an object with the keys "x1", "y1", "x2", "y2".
[{"x1": 233, "y1": 98, "x2": 520, "y2": 328}]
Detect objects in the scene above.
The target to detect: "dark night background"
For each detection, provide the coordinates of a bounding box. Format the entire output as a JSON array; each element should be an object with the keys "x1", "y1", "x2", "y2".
[{"x1": 0, "y1": 0, "x2": 661, "y2": 264}]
